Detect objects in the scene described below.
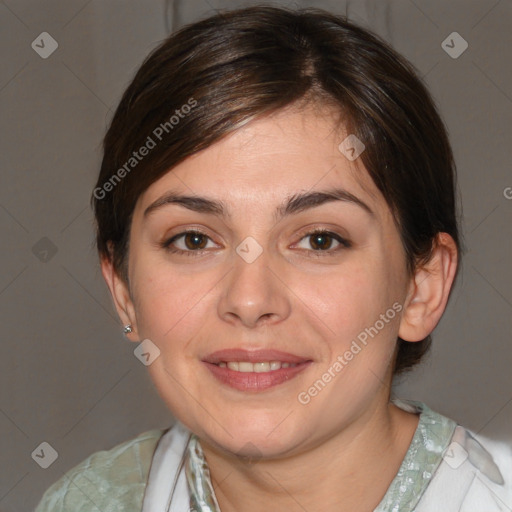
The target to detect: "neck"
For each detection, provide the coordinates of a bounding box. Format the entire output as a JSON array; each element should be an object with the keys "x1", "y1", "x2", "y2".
[{"x1": 199, "y1": 399, "x2": 420, "y2": 512}]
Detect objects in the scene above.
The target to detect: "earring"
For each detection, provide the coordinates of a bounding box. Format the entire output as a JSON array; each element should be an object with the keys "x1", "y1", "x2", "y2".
[{"x1": 123, "y1": 324, "x2": 133, "y2": 334}]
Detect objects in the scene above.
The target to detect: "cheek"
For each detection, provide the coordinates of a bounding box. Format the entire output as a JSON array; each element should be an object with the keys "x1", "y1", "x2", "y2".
[
  {"x1": 295, "y1": 261, "x2": 395, "y2": 345},
  {"x1": 130, "y1": 256, "x2": 215, "y2": 344},
  {"x1": 129, "y1": 261, "x2": 217, "y2": 416},
  {"x1": 294, "y1": 258, "x2": 401, "y2": 394}
]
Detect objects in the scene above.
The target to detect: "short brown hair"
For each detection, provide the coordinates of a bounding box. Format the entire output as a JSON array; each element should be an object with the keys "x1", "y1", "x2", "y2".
[{"x1": 92, "y1": 5, "x2": 462, "y2": 374}]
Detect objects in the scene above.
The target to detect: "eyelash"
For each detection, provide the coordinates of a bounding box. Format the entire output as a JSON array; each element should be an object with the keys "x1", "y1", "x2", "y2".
[{"x1": 161, "y1": 228, "x2": 351, "y2": 258}]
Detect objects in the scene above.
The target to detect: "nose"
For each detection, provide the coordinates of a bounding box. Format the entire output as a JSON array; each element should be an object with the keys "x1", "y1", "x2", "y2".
[{"x1": 217, "y1": 243, "x2": 291, "y2": 329}]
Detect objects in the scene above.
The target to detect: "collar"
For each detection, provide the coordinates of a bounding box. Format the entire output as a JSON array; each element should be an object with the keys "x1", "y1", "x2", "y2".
[{"x1": 373, "y1": 398, "x2": 457, "y2": 511}]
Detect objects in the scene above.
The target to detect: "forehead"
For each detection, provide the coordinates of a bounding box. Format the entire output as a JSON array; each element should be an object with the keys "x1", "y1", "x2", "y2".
[{"x1": 135, "y1": 104, "x2": 384, "y2": 218}]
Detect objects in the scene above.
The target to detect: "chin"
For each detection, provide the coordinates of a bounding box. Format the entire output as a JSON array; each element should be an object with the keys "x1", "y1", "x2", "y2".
[{"x1": 199, "y1": 415, "x2": 307, "y2": 460}]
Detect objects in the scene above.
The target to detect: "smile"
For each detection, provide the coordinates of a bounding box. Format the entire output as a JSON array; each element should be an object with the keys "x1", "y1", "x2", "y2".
[{"x1": 202, "y1": 349, "x2": 312, "y2": 391}]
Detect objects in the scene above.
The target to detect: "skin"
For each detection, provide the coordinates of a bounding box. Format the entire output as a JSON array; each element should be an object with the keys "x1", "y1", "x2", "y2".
[{"x1": 102, "y1": 102, "x2": 458, "y2": 511}]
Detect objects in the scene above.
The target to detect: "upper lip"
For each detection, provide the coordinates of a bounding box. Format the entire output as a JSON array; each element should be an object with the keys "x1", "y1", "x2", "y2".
[{"x1": 203, "y1": 348, "x2": 312, "y2": 364}]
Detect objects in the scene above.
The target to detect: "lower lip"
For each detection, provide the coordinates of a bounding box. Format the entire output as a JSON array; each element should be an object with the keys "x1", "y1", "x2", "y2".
[{"x1": 203, "y1": 361, "x2": 311, "y2": 391}]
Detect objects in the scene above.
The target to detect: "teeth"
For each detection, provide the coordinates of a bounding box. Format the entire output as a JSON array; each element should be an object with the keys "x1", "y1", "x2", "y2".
[
  {"x1": 253, "y1": 362, "x2": 270, "y2": 373},
  {"x1": 238, "y1": 362, "x2": 253, "y2": 372},
  {"x1": 221, "y1": 361, "x2": 298, "y2": 372}
]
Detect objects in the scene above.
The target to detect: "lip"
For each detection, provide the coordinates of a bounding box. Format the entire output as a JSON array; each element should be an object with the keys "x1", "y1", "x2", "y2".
[{"x1": 202, "y1": 349, "x2": 313, "y2": 392}]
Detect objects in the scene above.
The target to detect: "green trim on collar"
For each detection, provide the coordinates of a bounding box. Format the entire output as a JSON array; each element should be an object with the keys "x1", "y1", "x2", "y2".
[{"x1": 374, "y1": 399, "x2": 457, "y2": 512}]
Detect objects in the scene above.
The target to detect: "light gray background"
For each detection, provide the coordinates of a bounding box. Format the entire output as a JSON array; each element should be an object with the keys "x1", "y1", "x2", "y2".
[{"x1": 0, "y1": 0, "x2": 511, "y2": 510}]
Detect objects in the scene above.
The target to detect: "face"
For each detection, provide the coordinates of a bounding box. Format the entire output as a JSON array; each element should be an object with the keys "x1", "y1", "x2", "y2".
[{"x1": 124, "y1": 104, "x2": 412, "y2": 458}]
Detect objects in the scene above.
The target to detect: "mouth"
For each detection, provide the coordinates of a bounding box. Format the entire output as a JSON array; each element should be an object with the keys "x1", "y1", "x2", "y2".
[{"x1": 202, "y1": 349, "x2": 312, "y2": 391}]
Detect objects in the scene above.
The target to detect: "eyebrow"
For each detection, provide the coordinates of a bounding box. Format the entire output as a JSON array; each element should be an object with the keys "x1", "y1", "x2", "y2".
[{"x1": 143, "y1": 187, "x2": 374, "y2": 221}]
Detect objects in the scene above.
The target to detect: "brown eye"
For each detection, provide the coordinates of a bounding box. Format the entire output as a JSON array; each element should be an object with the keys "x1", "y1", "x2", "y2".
[
  {"x1": 309, "y1": 232, "x2": 335, "y2": 251},
  {"x1": 183, "y1": 232, "x2": 208, "y2": 250},
  {"x1": 295, "y1": 229, "x2": 351, "y2": 256},
  {"x1": 162, "y1": 230, "x2": 215, "y2": 256}
]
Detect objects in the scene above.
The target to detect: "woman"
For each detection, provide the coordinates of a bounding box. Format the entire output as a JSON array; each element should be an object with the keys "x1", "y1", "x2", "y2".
[{"x1": 35, "y1": 5, "x2": 511, "y2": 511}]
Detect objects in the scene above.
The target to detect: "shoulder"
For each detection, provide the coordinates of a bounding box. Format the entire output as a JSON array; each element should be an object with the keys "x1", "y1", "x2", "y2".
[
  {"x1": 392, "y1": 400, "x2": 512, "y2": 511},
  {"x1": 34, "y1": 427, "x2": 168, "y2": 512},
  {"x1": 419, "y1": 423, "x2": 512, "y2": 511},
  {"x1": 457, "y1": 428, "x2": 512, "y2": 511}
]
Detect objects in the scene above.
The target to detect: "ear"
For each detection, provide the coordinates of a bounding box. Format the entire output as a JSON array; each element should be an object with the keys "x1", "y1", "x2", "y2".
[
  {"x1": 100, "y1": 248, "x2": 139, "y2": 342},
  {"x1": 398, "y1": 233, "x2": 458, "y2": 342}
]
